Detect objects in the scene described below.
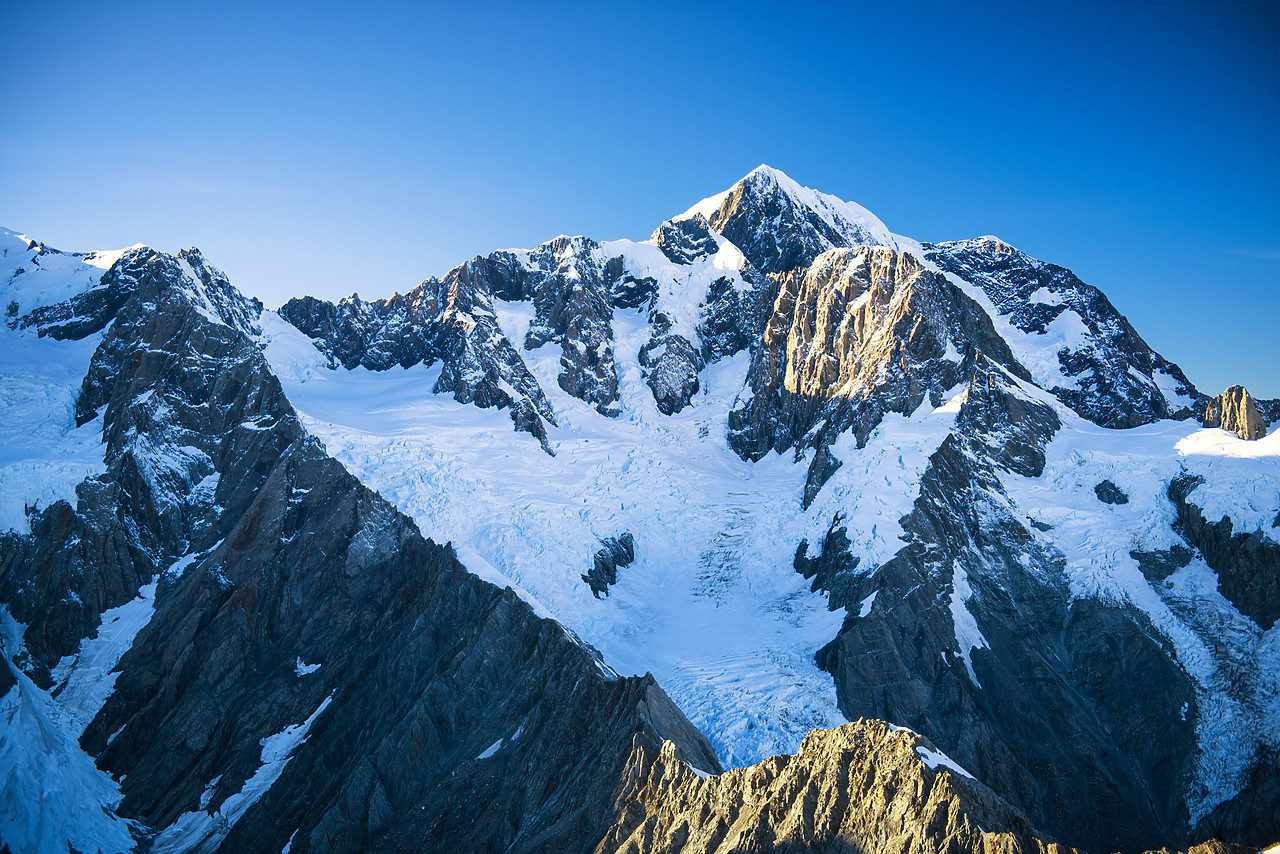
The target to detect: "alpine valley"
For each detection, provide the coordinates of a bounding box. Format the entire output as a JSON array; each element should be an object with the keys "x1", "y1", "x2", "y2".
[{"x1": 2, "y1": 166, "x2": 1277, "y2": 854}]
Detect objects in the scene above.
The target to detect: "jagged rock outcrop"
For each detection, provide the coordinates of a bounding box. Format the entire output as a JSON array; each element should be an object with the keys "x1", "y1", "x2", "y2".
[
  {"x1": 632, "y1": 216, "x2": 766, "y2": 414},
  {"x1": 695, "y1": 165, "x2": 896, "y2": 277},
  {"x1": 1, "y1": 246, "x2": 266, "y2": 678},
  {"x1": 1201, "y1": 386, "x2": 1268, "y2": 440},
  {"x1": 583, "y1": 533, "x2": 636, "y2": 598},
  {"x1": 5, "y1": 165, "x2": 1277, "y2": 854},
  {"x1": 812, "y1": 368, "x2": 1198, "y2": 853},
  {"x1": 517, "y1": 236, "x2": 622, "y2": 416},
  {"x1": 596, "y1": 719, "x2": 1073, "y2": 854},
  {"x1": 279, "y1": 257, "x2": 557, "y2": 448},
  {"x1": 1169, "y1": 474, "x2": 1280, "y2": 629},
  {"x1": 3, "y1": 237, "x2": 149, "y2": 341},
  {"x1": 1095, "y1": 479, "x2": 1131, "y2": 505},
  {"x1": 728, "y1": 246, "x2": 1028, "y2": 503},
  {"x1": 925, "y1": 237, "x2": 1201, "y2": 429},
  {"x1": 954, "y1": 356, "x2": 1061, "y2": 478},
  {"x1": 2, "y1": 246, "x2": 724, "y2": 854}
]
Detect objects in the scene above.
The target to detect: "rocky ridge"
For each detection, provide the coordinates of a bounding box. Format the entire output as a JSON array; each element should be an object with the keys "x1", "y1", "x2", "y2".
[
  {"x1": 596, "y1": 719, "x2": 1073, "y2": 854},
  {"x1": 3, "y1": 164, "x2": 1277, "y2": 854},
  {"x1": 1, "y1": 244, "x2": 724, "y2": 853},
  {"x1": 1201, "y1": 385, "x2": 1268, "y2": 441}
]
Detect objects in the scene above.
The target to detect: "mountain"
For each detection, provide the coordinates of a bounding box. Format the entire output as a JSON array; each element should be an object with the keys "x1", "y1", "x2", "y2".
[{"x1": 2, "y1": 166, "x2": 1277, "y2": 854}]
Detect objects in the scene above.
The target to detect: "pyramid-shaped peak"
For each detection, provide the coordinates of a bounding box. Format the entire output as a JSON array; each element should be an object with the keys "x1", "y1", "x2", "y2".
[{"x1": 675, "y1": 166, "x2": 896, "y2": 275}]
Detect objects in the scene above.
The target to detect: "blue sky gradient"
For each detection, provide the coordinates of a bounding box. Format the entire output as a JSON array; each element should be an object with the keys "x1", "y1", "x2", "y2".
[{"x1": 2, "y1": 0, "x2": 1276, "y2": 395}]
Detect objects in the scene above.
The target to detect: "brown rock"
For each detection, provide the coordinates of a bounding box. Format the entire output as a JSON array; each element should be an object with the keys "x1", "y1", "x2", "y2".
[
  {"x1": 1202, "y1": 386, "x2": 1267, "y2": 440},
  {"x1": 595, "y1": 719, "x2": 1077, "y2": 854}
]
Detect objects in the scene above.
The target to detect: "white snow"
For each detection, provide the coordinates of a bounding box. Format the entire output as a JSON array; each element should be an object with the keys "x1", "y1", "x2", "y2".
[
  {"x1": 801, "y1": 385, "x2": 967, "y2": 574},
  {"x1": 676, "y1": 166, "x2": 898, "y2": 251},
  {"x1": 999, "y1": 406, "x2": 1280, "y2": 821},
  {"x1": 476, "y1": 739, "x2": 504, "y2": 760},
  {"x1": 948, "y1": 562, "x2": 989, "y2": 687},
  {"x1": 294, "y1": 657, "x2": 321, "y2": 677},
  {"x1": 153, "y1": 693, "x2": 334, "y2": 854},
  {"x1": 594, "y1": 232, "x2": 754, "y2": 347},
  {"x1": 916, "y1": 744, "x2": 975, "y2": 779},
  {"x1": 0, "y1": 661, "x2": 140, "y2": 854},
  {"x1": 857, "y1": 590, "x2": 878, "y2": 618},
  {"x1": 1027, "y1": 286, "x2": 1063, "y2": 306},
  {"x1": 0, "y1": 324, "x2": 107, "y2": 532},
  {"x1": 0, "y1": 228, "x2": 132, "y2": 318},
  {"x1": 1175, "y1": 426, "x2": 1280, "y2": 539},
  {"x1": 263, "y1": 306, "x2": 848, "y2": 768},
  {"x1": 1153, "y1": 367, "x2": 1196, "y2": 412},
  {"x1": 49, "y1": 582, "x2": 159, "y2": 736}
]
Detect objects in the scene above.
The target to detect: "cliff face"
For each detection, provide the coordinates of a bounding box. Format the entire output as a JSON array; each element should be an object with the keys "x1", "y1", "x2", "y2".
[
  {"x1": 596, "y1": 719, "x2": 1074, "y2": 854},
  {"x1": 3, "y1": 162, "x2": 1277, "y2": 854},
  {"x1": 0, "y1": 244, "x2": 720, "y2": 854},
  {"x1": 1201, "y1": 386, "x2": 1268, "y2": 441},
  {"x1": 924, "y1": 237, "x2": 1201, "y2": 428},
  {"x1": 726, "y1": 246, "x2": 1028, "y2": 505}
]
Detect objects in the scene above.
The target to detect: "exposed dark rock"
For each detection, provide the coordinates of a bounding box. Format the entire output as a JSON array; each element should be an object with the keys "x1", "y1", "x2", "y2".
[
  {"x1": 700, "y1": 165, "x2": 895, "y2": 277},
  {"x1": 1169, "y1": 475, "x2": 1280, "y2": 629},
  {"x1": 802, "y1": 444, "x2": 844, "y2": 509},
  {"x1": 816, "y1": 432, "x2": 1198, "y2": 853},
  {"x1": 794, "y1": 517, "x2": 861, "y2": 603},
  {"x1": 650, "y1": 215, "x2": 721, "y2": 266},
  {"x1": 5, "y1": 242, "x2": 155, "y2": 341},
  {"x1": 1096, "y1": 480, "x2": 1131, "y2": 505},
  {"x1": 1130, "y1": 546, "x2": 1195, "y2": 582},
  {"x1": 639, "y1": 318, "x2": 702, "y2": 415},
  {"x1": 3, "y1": 250, "x2": 724, "y2": 853},
  {"x1": 1, "y1": 248, "x2": 267, "y2": 674},
  {"x1": 1254, "y1": 397, "x2": 1280, "y2": 426},
  {"x1": 595, "y1": 719, "x2": 1075, "y2": 854},
  {"x1": 925, "y1": 237, "x2": 1201, "y2": 429},
  {"x1": 1201, "y1": 386, "x2": 1267, "y2": 440},
  {"x1": 1194, "y1": 747, "x2": 1280, "y2": 849},
  {"x1": 279, "y1": 257, "x2": 558, "y2": 449},
  {"x1": 519, "y1": 236, "x2": 622, "y2": 417},
  {"x1": 729, "y1": 246, "x2": 1029, "y2": 502},
  {"x1": 583, "y1": 533, "x2": 636, "y2": 598},
  {"x1": 955, "y1": 356, "x2": 1061, "y2": 477}
]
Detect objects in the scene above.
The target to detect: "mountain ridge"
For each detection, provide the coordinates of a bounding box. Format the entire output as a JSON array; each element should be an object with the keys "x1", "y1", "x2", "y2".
[{"x1": 1, "y1": 166, "x2": 1277, "y2": 853}]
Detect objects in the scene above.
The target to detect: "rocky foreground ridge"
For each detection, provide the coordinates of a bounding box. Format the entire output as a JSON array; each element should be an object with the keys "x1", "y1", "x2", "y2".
[{"x1": 2, "y1": 166, "x2": 1278, "y2": 854}]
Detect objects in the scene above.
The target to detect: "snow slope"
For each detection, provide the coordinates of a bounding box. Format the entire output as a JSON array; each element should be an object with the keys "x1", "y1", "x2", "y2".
[
  {"x1": 1000, "y1": 408, "x2": 1280, "y2": 820},
  {"x1": 263, "y1": 307, "x2": 852, "y2": 767}
]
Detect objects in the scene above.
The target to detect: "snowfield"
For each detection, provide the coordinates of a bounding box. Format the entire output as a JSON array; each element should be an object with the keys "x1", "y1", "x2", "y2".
[{"x1": 262, "y1": 309, "x2": 852, "y2": 766}]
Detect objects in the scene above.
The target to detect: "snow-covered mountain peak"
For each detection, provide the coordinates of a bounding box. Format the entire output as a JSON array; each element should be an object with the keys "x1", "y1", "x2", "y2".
[{"x1": 675, "y1": 165, "x2": 897, "y2": 276}]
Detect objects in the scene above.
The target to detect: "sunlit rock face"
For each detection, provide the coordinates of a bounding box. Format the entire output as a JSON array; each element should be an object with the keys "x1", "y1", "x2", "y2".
[
  {"x1": 3, "y1": 162, "x2": 1277, "y2": 854},
  {"x1": 923, "y1": 237, "x2": 1201, "y2": 429},
  {"x1": 1201, "y1": 385, "x2": 1268, "y2": 440},
  {"x1": 728, "y1": 246, "x2": 1025, "y2": 503}
]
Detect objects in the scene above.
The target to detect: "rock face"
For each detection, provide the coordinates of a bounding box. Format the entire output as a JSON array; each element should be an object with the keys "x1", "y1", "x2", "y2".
[
  {"x1": 3, "y1": 167, "x2": 1277, "y2": 854},
  {"x1": 281, "y1": 220, "x2": 768, "y2": 430},
  {"x1": 583, "y1": 533, "x2": 636, "y2": 598},
  {"x1": 1201, "y1": 386, "x2": 1268, "y2": 440},
  {"x1": 728, "y1": 246, "x2": 1027, "y2": 503},
  {"x1": 1, "y1": 246, "x2": 721, "y2": 854},
  {"x1": 811, "y1": 365, "x2": 1200, "y2": 853},
  {"x1": 3, "y1": 237, "x2": 151, "y2": 340},
  {"x1": 924, "y1": 237, "x2": 1201, "y2": 429},
  {"x1": 1169, "y1": 475, "x2": 1280, "y2": 629},
  {"x1": 279, "y1": 255, "x2": 558, "y2": 448},
  {"x1": 596, "y1": 719, "x2": 1072, "y2": 854},
  {"x1": 695, "y1": 164, "x2": 897, "y2": 276}
]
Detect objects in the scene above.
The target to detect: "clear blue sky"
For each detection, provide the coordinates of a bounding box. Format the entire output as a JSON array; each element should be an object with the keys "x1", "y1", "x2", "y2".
[{"x1": 3, "y1": 0, "x2": 1277, "y2": 396}]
